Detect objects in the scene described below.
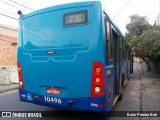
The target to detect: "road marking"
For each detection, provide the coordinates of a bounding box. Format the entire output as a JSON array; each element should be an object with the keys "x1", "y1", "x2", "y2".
[{"x1": 0, "y1": 90, "x2": 18, "y2": 96}]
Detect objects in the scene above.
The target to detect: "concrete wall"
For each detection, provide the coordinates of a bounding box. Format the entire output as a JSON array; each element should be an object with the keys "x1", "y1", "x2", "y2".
[
  {"x1": 0, "y1": 67, "x2": 18, "y2": 84},
  {"x1": 0, "y1": 46, "x2": 17, "y2": 66},
  {"x1": 0, "y1": 26, "x2": 18, "y2": 84},
  {"x1": 0, "y1": 40, "x2": 11, "y2": 46},
  {"x1": 0, "y1": 26, "x2": 17, "y2": 66},
  {"x1": 0, "y1": 26, "x2": 17, "y2": 38}
]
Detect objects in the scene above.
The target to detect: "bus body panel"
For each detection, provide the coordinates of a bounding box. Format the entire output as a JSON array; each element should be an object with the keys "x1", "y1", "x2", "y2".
[
  {"x1": 18, "y1": 1, "x2": 107, "y2": 111},
  {"x1": 18, "y1": 1, "x2": 132, "y2": 112},
  {"x1": 105, "y1": 62, "x2": 114, "y2": 111},
  {"x1": 19, "y1": 89, "x2": 106, "y2": 111},
  {"x1": 21, "y1": 55, "x2": 93, "y2": 98}
]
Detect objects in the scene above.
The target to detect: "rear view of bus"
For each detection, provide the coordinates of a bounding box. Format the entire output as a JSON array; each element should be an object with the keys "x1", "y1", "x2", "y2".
[{"x1": 17, "y1": 1, "x2": 106, "y2": 112}]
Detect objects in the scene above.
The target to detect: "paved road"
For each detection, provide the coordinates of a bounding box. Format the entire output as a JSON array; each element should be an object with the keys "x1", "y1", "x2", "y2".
[{"x1": 0, "y1": 63, "x2": 159, "y2": 120}]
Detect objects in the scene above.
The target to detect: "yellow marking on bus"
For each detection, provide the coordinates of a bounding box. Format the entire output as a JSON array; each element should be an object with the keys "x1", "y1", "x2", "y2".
[{"x1": 113, "y1": 95, "x2": 119, "y2": 106}]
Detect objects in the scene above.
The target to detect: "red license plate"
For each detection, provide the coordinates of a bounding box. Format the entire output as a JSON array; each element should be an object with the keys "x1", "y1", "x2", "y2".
[{"x1": 46, "y1": 88, "x2": 60, "y2": 95}]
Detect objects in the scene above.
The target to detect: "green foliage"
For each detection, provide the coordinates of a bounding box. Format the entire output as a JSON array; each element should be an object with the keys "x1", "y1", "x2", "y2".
[
  {"x1": 125, "y1": 15, "x2": 160, "y2": 73},
  {"x1": 126, "y1": 14, "x2": 151, "y2": 37},
  {"x1": 139, "y1": 27, "x2": 160, "y2": 60}
]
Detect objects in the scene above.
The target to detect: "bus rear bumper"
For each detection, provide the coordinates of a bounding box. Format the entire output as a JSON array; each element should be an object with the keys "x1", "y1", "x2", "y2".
[{"x1": 19, "y1": 89, "x2": 106, "y2": 112}]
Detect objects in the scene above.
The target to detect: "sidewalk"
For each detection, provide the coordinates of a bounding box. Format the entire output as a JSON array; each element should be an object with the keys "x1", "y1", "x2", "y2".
[
  {"x1": 107, "y1": 62, "x2": 160, "y2": 120},
  {"x1": 139, "y1": 63, "x2": 160, "y2": 112},
  {"x1": 133, "y1": 62, "x2": 160, "y2": 112},
  {"x1": 0, "y1": 83, "x2": 19, "y2": 94}
]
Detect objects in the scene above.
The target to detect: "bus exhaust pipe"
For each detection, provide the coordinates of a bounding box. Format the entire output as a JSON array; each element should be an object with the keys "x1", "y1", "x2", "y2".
[{"x1": 68, "y1": 100, "x2": 74, "y2": 106}]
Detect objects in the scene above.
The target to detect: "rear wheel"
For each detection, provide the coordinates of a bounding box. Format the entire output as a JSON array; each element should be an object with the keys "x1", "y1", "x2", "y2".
[
  {"x1": 118, "y1": 78, "x2": 124, "y2": 101},
  {"x1": 100, "y1": 111, "x2": 110, "y2": 117}
]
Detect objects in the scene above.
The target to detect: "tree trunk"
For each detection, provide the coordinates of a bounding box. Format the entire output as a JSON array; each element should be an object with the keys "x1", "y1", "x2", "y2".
[{"x1": 142, "y1": 57, "x2": 151, "y2": 72}]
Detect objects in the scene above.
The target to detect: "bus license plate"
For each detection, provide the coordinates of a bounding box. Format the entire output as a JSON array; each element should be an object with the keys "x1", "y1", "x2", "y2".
[{"x1": 46, "y1": 88, "x2": 60, "y2": 95}]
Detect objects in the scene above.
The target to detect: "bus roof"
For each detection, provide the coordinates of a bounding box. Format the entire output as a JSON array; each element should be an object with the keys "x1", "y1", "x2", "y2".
[
  {"x1": 19, "y1": 1, "x2": 130, "y2": 47},
  {"x1": 103, "y1": 11, "x2": 130, "y2": 46},
  {"x1": 20, "y1": 1, "x2": 100, "y2": 19}
]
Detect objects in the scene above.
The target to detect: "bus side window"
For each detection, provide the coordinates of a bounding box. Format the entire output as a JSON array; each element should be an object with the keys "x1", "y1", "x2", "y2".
[
  {"x1": 128, "y1": 48, "x2": 131, "y2": 60},
  {"x1": 122, "y1": 40, "x2": 126, "y2": 60},
  {"x1": 106, "y1": 21, "x2": 113, "y2": 61},
  {"x1": 120, "y1": 38, "x2": 123, "y2": 60},
  {"x1": 126, "y1": 45, "x2": 128, "y2": 60}
]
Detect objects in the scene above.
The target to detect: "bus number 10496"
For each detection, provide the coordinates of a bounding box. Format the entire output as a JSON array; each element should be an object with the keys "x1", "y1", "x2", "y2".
[{"x1": 44, "y1": 96, "x2": 62, "y2": 104}]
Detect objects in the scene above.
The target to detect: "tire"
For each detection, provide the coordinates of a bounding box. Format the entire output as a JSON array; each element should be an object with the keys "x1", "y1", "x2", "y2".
[
  {"x1": 118, "y1": 79, "x2": 124, "y2": 101},
  {"x1": 100, "y1": 111, "x2": 108, "y2": 117}
]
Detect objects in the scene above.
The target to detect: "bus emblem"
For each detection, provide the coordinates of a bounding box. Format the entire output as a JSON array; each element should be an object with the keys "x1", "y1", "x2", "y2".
[{"x1": 47, "y1": 51, "x2": 56, "y2": 54}]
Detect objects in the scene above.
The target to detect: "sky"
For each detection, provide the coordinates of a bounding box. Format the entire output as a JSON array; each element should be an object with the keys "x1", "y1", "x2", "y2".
[{"x1": 0, "y1": 0, "x2": 159, "y2": 34}]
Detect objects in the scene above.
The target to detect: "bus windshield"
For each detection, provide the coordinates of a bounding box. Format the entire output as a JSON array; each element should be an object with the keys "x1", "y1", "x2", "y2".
[{"x1": 22, "y1": 10, "x2": 90, "y2": 50}]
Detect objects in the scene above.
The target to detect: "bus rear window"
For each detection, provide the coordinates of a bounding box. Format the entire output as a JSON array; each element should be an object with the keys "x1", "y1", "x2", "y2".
[
  {"x1": 22, "y1": 9, "x2": 91, "y2": 50},
  {"x1": 63, "y1": 10, "x2": 88, "y2": 26}
]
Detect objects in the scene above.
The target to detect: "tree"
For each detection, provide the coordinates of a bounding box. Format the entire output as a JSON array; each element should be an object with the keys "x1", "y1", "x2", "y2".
[
  {"x1": 126, "y1": 14, "x2": 151, "y2": 37},
  {"x1": 139, "y1": 27, "x2": 160, "y2": 73},
  {"x1": 139, "y1": 27, "x2": 160, "y2": 58},
  {"x1": 125, "y1": 15, "x2": 160, "y2": 73}
]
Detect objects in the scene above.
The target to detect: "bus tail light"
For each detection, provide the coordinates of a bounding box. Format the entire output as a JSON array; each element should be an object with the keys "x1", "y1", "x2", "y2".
[
  {"x1": 17, "y1": 62, "x2": 24, "y2": 90},
  {"x1": 91, "y1": 62, "x2": 104, "y2": 97}
]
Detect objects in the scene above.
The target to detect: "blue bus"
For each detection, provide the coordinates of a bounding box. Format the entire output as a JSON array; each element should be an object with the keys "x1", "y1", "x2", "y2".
[{"x1": 17, "y1": 1, "x2": 133, "y2": 113}]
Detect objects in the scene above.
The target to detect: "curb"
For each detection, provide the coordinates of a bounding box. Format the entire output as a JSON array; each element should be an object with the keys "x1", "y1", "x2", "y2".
[{"x1": 0, "y1": 84, "x2": 19, "y2": 94}]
